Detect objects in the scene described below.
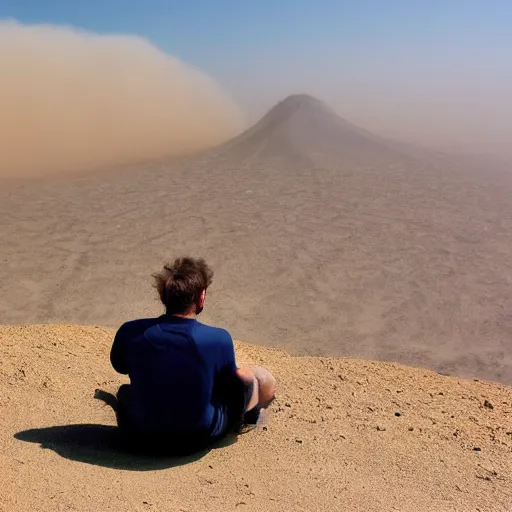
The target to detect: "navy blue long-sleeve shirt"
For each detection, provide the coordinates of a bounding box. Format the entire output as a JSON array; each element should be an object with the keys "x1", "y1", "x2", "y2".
[{"x1": 110, "y1": 315, "x2": 238, "y2": 438}]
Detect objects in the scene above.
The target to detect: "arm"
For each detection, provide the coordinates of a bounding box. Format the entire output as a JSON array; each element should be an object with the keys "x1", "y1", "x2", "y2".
[
  {"x1": 110, "y1": 324, "x2": 129, "y2": 375},
  {"x1": 212, "y1": 329, "x2": 237, "y2": 390},
  {"x1": 220, "y1": 330, "x2": 237, "y2": 375}
]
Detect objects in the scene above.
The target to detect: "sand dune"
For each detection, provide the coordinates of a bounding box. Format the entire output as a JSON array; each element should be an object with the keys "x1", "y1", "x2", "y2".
[
  {"x1": 1, "y1": 325, "x2": 511, "y2": 511},
  {"x1": 1, "y1": 94, "x2": 511, "y2": 384}
]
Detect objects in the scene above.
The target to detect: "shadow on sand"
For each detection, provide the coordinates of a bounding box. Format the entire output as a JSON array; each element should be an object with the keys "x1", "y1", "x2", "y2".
[{"x1": 14, "y1": 390, "x2": 237, "y2": 471}]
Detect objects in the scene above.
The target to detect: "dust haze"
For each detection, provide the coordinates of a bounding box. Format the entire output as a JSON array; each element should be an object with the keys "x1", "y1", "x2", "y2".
[
  {"x1": 231, "y1": 59, "x2": 512, "y2": 162},
  {"x1": 0, "y1": 21, "x2": 244, "y2": 178}
]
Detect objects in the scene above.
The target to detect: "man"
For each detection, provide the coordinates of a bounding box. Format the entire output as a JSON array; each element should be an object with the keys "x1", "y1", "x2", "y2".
[{"x1": 110, "y1": 257, "x2": 276, "y2": 454}]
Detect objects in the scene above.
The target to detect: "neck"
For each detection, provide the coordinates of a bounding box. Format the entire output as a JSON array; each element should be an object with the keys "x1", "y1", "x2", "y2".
[{"x1": 168, "y1": 310, "x2": 196, "y2": 320}]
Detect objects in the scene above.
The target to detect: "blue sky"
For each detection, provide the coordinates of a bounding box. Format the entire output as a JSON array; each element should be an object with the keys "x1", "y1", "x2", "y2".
[
  {"x1": 3, "y1": 2, "x2": 511, "y2": 71},
  {"x1": 1, "y1": 1, "x2": 511, "y2": 152}
]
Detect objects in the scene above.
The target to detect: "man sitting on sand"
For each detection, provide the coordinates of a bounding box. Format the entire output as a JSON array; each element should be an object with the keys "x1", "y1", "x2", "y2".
[{"x1": 110, "y1": 257, "x2": 276, "y2": 454}]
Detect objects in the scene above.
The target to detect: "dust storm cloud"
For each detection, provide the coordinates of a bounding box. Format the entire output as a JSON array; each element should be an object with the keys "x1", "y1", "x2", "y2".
[{"x1": 0, "y1": 21, "x2": 244, "y2": 178}]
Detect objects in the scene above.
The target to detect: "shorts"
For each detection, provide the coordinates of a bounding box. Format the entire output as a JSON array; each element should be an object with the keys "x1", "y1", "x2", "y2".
[{"x1": 115, "y1": 375, "x2": 260, "y2": 455}]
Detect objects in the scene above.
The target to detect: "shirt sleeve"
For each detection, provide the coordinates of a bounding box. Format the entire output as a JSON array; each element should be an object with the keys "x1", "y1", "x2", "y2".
[
  {"x1": 221, "y1": 330, "x2": 237, "y2": 374},
  {"x1": 110, "y1": 324, "x2": 129, "y2": 375},
  {"x1": 210, "y1": 329, "x2": 238, "y2": 399},
  {"x1": 211, "y1": 328, "x2": 237, "y2": 383}
]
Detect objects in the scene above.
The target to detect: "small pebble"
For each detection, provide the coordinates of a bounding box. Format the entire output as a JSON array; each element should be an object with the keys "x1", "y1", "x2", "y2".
[
  {"x1": 408, "y1": 427, "x2": 414, "y2": 431},
  {"x1": 473, "y1": 447, "x2": 481, "y2": 452},
  {"x1": 395, "y1": 412, "x2": 401, "y2": 417},
  {"x1": 483, "y1": 400, "x2": 494, "y2": 410}
]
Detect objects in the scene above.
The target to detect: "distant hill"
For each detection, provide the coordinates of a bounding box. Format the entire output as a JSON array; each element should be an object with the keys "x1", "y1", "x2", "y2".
[{"x1": 216, "y1": 94, "x2": 406, "y2": 163}]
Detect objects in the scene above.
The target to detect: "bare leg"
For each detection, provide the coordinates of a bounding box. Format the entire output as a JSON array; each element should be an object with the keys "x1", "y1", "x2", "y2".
[
  {"x1": 236, "y1": 365, "x2": 276, "y2": 411},
  {"x1": 251, "y1": 365, "x2": 276, "y2": 407}
]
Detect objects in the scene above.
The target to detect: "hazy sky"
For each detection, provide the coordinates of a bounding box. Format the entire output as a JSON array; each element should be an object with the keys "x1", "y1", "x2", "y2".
[{"x1": 1, "y1": 1, "x2": 512, "y2": 156}]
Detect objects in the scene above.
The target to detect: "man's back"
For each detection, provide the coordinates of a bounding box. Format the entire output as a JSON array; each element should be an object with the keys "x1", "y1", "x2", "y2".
[{"x1": 110, "y1": 315, "x2": 237, "y2": 438}]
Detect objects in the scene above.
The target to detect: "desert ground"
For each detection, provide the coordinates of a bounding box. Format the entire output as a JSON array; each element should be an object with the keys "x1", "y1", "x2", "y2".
[
  {"x1": 1, "y1": 324, "x2": 511, "y2": 512},
  {"x1": 1, "y1": 95, "x2": 512, "y2": 511},
  {"x1": 1, "y1": 95, "x2": 512, "y2": 384}
]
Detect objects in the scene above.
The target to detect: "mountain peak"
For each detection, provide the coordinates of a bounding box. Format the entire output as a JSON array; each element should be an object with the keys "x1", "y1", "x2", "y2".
[
  {"x1": 278, "y1": 93, "x2": 327, "y2": 108},
  {"x1": 264, "y1": 94, "x2": 333, "y2": 120},
  {"x1": 217, "y1": 93, "x2": 399, "y2": 162}
]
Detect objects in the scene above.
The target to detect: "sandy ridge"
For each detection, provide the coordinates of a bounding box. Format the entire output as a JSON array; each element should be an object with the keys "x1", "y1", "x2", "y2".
[{"x1": 1, "y1": 324, "x2": 511, "y2": 511}]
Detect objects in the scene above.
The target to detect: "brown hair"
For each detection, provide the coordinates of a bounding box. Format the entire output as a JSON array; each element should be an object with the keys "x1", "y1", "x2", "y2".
[{"x1": 153, "y1": 257, "x2": 214, "y2": 315}]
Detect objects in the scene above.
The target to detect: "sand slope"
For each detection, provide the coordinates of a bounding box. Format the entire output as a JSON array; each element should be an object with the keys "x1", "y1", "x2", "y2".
[{"x1": 1, "y1": 325, "x2": 511, "y2": 511}]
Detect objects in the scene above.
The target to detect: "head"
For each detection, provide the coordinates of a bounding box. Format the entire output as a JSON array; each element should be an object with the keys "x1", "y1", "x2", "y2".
[{"x1": 153, "y1": 257, "x2": 213, "y2": 316}]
